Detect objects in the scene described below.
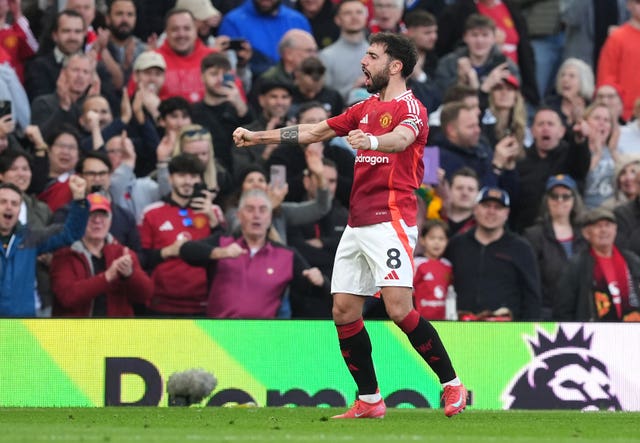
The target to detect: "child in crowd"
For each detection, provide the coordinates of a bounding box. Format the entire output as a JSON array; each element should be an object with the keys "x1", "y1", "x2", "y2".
[{"x1": 413, "y1": 219, "x2": 453, "y2": 320}]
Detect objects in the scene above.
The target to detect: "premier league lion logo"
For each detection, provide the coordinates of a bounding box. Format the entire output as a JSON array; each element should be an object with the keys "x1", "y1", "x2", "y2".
[{"x1": 502, "y1": 326, "x2": 621, "y2": 411}]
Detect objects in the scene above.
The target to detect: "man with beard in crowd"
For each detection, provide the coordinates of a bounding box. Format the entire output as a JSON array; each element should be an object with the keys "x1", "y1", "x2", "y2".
[{"x1": 99, "y1": 0, "x2": 147, "y2": 90}]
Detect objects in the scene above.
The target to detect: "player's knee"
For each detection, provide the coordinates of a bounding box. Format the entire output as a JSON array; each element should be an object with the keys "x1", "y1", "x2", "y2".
[
  {"x1": 332, "y1": 299, "x2": 358, "y2": 323},
  {"x1": 384, "y1": 304, "x2": 412, "y2": 323}
]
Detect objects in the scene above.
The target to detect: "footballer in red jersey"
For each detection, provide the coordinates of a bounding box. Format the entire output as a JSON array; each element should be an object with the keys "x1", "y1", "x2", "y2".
[{"x1": 233, "y1": 32, "x2": 467, "y2": 419}]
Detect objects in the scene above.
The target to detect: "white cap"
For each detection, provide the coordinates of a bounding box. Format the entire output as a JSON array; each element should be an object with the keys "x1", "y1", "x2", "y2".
[
  {"x1": 133, "y1": 51, "x2": 166, "y2": 71},
  {"x1": 176, "y1": 0, "x2": 221, "y2": 20}
]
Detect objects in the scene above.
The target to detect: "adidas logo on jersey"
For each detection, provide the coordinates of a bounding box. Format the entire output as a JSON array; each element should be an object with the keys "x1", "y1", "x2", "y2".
[
  {"x1": 360, "y1": 114, "x2": 369, "y2": 124},
  {"x1": 159, "y1": 221, "x2": 174, "y2": 231},
  {"x1": 425, "y1": 272, "x2": 434, "y2": 281},
  {"x1": 384, "y1": 270, "x2": 400, "y2": 280}
]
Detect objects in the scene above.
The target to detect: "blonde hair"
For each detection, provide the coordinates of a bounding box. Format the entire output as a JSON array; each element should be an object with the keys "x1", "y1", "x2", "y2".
[
  {"x1": 489, "y1": 86, "x2": 527, "y2": 159},
  {"x1": 173, "y1": 124, "x2": 219, "y2": 190},
  {"x1": 582, "y1": 102, "x2": 614, "y2": 145}
]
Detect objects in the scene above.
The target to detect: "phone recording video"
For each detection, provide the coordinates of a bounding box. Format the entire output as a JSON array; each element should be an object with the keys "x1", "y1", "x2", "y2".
[
  {"x1": 270, "y1": 165, "x2": 287, "y2": 188},
  {"x1": 191, "y1": 183, "x2": 208, "y2": 208},
  {"x1": 222, "y1": 73, "x2": 235, "y2": 86},
  {"x1": 228, "y1": 38, "x2": 246, "y2": 51}
]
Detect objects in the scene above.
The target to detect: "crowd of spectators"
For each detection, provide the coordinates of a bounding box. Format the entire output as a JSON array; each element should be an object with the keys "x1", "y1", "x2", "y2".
[{"x1": 0, "y1": 0, "x2": 639, "y2": 322}]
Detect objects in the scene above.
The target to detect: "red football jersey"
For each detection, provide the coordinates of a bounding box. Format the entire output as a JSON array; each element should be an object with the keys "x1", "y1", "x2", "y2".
[
  {"x1": 413, "y1": 256, "x2": 452, "y2": 320},
  {"x1": 139, "y1": 201, "x2": 212, "y2": 313},
  {"x1": 327, "y1": 91, "x2": 428, "y2": 227}
]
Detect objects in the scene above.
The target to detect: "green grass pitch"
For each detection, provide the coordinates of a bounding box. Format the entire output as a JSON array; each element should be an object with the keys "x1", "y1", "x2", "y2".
[{"x1": 1, "y1": 407, "x2": 639, "y2": 442}]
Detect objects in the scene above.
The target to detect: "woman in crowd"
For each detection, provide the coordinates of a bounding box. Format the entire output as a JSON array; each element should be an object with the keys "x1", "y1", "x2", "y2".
[
  {"x1": 524, "y1": 174, "x2": 587, "y2": 320},
  {"x1": 481, "y1": 74, "x2": 529, "y2": 154},
  {"x1": 171, "y1": 124, "x2": 232, "y2": 199},
  {"x1": 601, "y1": 154, "x2": 640, "y2": 210},
  {"x1": 579, "y1": 102, "x2": 618, "y2": 208},
  {"x1": 544, "y1": 58, "x2": 594, "y2": 130}
]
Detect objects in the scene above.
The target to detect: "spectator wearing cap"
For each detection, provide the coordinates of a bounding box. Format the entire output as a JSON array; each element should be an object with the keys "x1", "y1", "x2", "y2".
[
  {"x1": 512, "y1": 106, "x2": 590, "y2": 233},
  {"x1": 154, "y1": 8, "x2": 215, "y2": 103},
  {"x1": 445, "y1": 186, "x2": 542, "y2": 320},
  {"x1": 176, "y1": 0, "x2": 221, "y2": 46},
  {"x1": 218, "y1": 0, "x2": 311, "y2": 78},
  {"x1": 319, "y1": 0, "x2": 369, "y2": 101},
  {"x1": 435, "y1": 1, "x2": 539, "y2": 107},
  {"x1": 128, "y1": 51, "x2": 166, "y2": 124},
  {"x1": 291, "y1": 56, "x2": 343, "y2": 118},
  {"x1": 232, "y1": 80, "x2": 293, "y2": 182},
  {"x1": 602, "y1": 153, "x2": 640, "y2": 211},
  {"x1": 52, "y1": 150, "x2": 141, "y2": 253},
  {"x1": 524, "y1": 174, "x2": 588, "y2": 320},
  {"x1": 192, "y1": 52, "x2": 253, "y2": 177},
  {"x1": 100, "y1": 0, "x2": 147, "y2": 91},
  {"x1": 480, "y1": 74, "x2": 528, "y2": 154},
  {"x1": 434, "y1": 14, "x2": 524, "y2": 107},
  {"x1": 555, "y1": 207, "x2": 640, "y2": 321},
  {"x1": 49, "y1": 192, "x2": 153, "y2": 317}
]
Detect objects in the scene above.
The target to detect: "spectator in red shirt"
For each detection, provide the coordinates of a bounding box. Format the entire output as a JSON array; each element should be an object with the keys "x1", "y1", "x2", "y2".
[
  {"x1": 155, "y1": 8, "x2": 215, "y2": 103},
  {"x1": 0, "y1": 0, "x2": 39, "y2": 82},
  {"x1": 50, "y1": 192, "x2": 153, "y2": 317}
]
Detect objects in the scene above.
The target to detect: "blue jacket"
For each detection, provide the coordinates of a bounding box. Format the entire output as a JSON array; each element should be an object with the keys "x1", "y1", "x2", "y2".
[
  {"x1": 0, "y1": 198, "x2": 89, "y2": 317},
  {"x1": 218, "y1": 0, "x2": 311, "y2": 76}
]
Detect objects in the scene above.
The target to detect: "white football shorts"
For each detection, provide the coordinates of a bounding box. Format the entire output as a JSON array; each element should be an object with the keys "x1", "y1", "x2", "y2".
[{"x1": 331, "y1": 220, "x2": 417, "y2": 296}]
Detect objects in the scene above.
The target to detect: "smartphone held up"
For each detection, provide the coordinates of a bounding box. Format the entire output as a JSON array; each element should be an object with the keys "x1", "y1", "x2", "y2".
[{"x1": 270, "y1": 164, "x2": 287, "y2": 189}]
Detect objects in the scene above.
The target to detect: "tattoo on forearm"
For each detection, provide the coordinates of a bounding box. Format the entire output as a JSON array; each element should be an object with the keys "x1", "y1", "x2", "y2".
[{"x1": 280, "y1": 126, "x2": 299, "y2": 144}]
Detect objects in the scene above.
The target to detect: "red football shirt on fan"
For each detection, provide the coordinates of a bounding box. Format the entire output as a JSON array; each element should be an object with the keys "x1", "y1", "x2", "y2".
[
  {"x1": 0, "y1": 17, "x2": 38, "y2": 82},
  {"x1": 327, "y1": 91, "x2": 428, "y2": 227},
  {"x1": 477, "y1": 1, "x2": 519, "y2": 64},
  {"x1": 139, "y1": 200, "x2": 212, "y2": 313},
  {"x1": 413, "y1": 256, "x2": 452, "y2": 320}
]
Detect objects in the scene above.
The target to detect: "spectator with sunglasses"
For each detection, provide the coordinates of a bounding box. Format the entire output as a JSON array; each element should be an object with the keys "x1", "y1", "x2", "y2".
[
  {"x1": 138, "y1": 153, "x2": 224, "y2": 317},
  {"x1": 523, "y1": 174, "x2": 588, "y2": 320}
]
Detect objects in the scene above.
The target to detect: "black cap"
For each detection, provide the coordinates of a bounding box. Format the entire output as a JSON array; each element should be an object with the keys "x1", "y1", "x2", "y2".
[{"x1": 259, "y1": 79, "x2": 294, "y2": 96}]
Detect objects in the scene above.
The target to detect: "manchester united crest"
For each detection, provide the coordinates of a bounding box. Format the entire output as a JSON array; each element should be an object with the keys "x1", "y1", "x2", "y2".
[{"x1": 379, "y1": 112, "x2": 393, "y2": 128}]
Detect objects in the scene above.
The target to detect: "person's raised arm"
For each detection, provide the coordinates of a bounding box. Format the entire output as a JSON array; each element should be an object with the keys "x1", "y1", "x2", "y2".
[{"x1": 233, "y1": 121, "x2": 336, "y2": 147}]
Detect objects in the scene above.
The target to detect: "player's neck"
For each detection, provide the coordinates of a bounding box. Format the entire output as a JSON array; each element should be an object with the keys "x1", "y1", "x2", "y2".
[{"x1": 378, "y1": 79, "x2": 407, "y2": 102}]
